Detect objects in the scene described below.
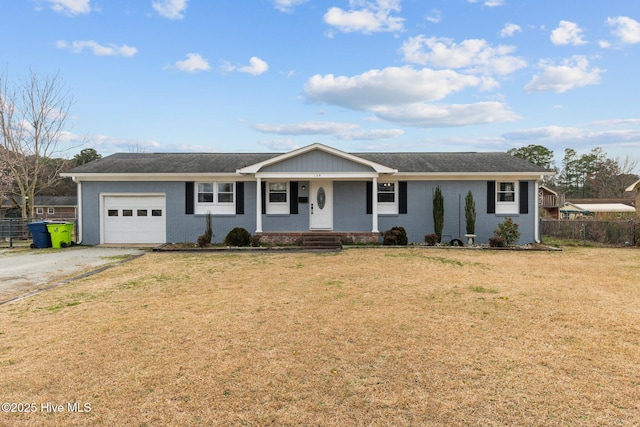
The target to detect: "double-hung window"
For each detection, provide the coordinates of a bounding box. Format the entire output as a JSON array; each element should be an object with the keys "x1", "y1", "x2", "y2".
[
  {"x1": 266, "y1": 182, "x2": 289, "y2": 214},
  {"x1": 196, "y1": 182, "x2": 235, "y2": 214},
  {"x1": 496, "y1": 181, "x2": 518, "y2": 214},
  {"x1": 377, "y1": 182, "x2": 398, "y2": 215}
]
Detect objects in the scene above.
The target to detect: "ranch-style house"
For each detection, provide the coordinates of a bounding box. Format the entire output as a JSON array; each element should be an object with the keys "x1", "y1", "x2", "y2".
[{"x1": 61, "y1": 143, "x2": 554, "y2": 246}]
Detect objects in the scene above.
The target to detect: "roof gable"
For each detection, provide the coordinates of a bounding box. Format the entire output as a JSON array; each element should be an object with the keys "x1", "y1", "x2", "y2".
[{"x1": 237, "y1": 143, "x2": 396, "y2": 174}]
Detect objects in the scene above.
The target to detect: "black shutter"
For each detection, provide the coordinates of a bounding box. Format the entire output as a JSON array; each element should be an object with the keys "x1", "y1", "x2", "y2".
[
  {"x1": 399, "y1": 181, "x2": 408, "y2": 214},
  {"x1": 261, "y1": 181, "x2": 266, "y2": 215},
  {"x1": 366, "y1": 181, "x2": 373, "y2": 214},
  {"x1": 290, "y1": 181, "x2": 298, "y2": 214},
  {"x1": 519, "y1": 181, "x2": 529, "y2": 214},
  {"x1": 487, "y1": 181, "x2": 496, "y2": 214},
  {"x1": 185, "y1": 182, "x2": 194, "y2": 215},
  {"x1": 236, "y1": 182, "x2": 244, "y2": 215}
]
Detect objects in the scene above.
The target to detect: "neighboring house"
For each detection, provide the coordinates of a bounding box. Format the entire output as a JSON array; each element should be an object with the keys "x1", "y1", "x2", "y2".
[
  {"x1": 0, "y1": 196, "x2": 21, "y2": 218},
  {"x1": 626, "y1": 179, "x2": 640, "y2": 218},
  {"x1": 560, "y1": 202, "x2": 636, "y2": 220},
  {"x1": 538, "y1": 185, "x2": 563, "y2": 219},
  {"x1": 32, "y1": 196, "x2": 78, "y2": 220},
  {"x1": 61, "y1": 143, "x2": 554, "y2": 245}
]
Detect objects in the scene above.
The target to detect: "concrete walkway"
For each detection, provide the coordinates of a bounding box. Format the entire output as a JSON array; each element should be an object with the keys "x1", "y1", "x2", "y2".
[{"x1": 0, "y1": 246, "x2": 146, "y2": 303}]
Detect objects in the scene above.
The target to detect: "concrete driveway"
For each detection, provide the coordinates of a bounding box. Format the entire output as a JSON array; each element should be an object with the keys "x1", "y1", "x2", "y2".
[{"x1": 0, "y1": 246, "x2": 146, "y2": 303}]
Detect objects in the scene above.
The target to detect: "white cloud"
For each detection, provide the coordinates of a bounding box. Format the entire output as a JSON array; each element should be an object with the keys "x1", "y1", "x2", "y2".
[
  {"x1": 400, "y1": 36, "x2": 527, "y2": 75},
  {"x1": 503, "y1": 125, "x2": 640, "y2": 152},
  {"x1": 254, "y1": 121, "x2": 404, "y2": 141},
  {"x1": 253, "y1": 121, "x2": 359, "y2": 135},
  {"x1": 56, "y1": 40, "x2": 137, "y2": 57},
  {"x1": 373, "y1": 102, "x2": 520, "y2": 127},
  {"x1": 171, "y1": 53, "x2": 210, "y2": 73},
  {"x1": 152, "y1": 0, "x2": 188, "y2": 20},
  {"x1": 304, "y1": 66, "x2": 481, "y2": 110},
  {"x1": 550, "y1": 20, "x2": 587, "y2": 46},
  {"x1": 303, "y1": 66, "x2": 519, "y2": 128},
  {"x1": 223, "y1": 57, "x2": 269, "y2": 76},
  {"x1": 42, "y1": 0, "x2": 91, "y2": 16},
  {"x1": 525, "y1": 55, "x2": 603, "y2": 93},
  {"x1": 323, "y1": 0, "x2": 404, "y2": 34},
  {"x1": 271, "y1": 0, "x2": 308, "y2": 13},
  {"x1": 607, "y1": 16, "x2": 640, "y2": 44},
  {"x1": 500, "y1": 23, "x2": 522, "y2": 38},
  {"x1": 425, "y1": 9, "x2": 442, "y2": 24},
  {"x1": 467, "y1": 0, "x2": 504, "y2": 7},
  {"x1": 338, "y1": 128, "x2": 404, "y2": 140},
  {"x1": 259, "y1": 139, "x2": 301, "y2": 151},
  {"x1": 599, "y1": 40, "x2": 612, "y2": 49}
]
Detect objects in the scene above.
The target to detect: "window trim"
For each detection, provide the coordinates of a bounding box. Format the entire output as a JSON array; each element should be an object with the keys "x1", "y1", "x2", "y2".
[
  {"x1": 377, "y1": 181, "x2": 398, "y2": 215},
  {"x1": 195, "y1": 181, "x2": 236, "y2": 215},
  {"x1": 495, "y1": 181, "x2": 519, "y2": 214},
  {"x1": 266, "y1": 181, "x2": 290, "y2": 215}
]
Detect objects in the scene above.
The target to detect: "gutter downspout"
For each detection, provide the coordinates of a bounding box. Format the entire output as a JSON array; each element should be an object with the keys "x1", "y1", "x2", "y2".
[
  {"x1": 72, "y1": 176, "x2": 82, "y2": 244},
  {"x1": 534, "y1": 178, "x2": 541, "y2": 244}
]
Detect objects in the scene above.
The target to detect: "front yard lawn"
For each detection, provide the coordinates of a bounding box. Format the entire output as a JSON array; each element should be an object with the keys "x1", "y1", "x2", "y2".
[{"x1": 1, "y1": 247, "x2": 639, "y2": 426}]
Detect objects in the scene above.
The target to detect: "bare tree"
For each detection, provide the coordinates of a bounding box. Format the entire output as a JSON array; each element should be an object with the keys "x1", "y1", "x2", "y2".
[{"x1": 0, "y1": 69, "x2": 75, "y2": 217}]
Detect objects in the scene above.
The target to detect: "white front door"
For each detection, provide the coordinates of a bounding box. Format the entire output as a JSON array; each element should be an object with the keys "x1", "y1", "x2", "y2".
[{"x1": 310, "y1": 181, "x2": 333, "y2": 230}]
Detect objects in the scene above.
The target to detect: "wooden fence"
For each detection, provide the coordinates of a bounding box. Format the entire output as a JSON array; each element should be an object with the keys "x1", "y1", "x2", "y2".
[{"x1": 541, "y1": 219, "x2": 637, "y2": 245}]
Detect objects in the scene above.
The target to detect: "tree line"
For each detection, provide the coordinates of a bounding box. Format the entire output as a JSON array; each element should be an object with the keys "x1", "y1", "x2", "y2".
[{"x1": 507, "y1": 145, "x2": 639, "y2": 199}]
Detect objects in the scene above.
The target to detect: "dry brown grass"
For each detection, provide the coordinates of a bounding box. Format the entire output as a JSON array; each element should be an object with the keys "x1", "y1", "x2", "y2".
[{"x1": 1, "y1": 247, "x2": 639, "y2": 426}]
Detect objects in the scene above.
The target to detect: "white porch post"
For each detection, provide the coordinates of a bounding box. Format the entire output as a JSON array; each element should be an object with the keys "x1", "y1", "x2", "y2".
[
  {"x1": 534, "y1": 179, "x2": 540, "y2": 243},
  {"x1": 371, "y1": 176, "x2": 379, "y2": 233},
  {"x1": 256, "y1": 177, "x2": 263, "y2": 233}
]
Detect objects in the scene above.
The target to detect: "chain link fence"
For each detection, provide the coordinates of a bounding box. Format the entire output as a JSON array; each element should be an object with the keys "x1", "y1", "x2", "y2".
[
  {"x1": 0, "y1": 218, "x2": 77, "y2": 248},
  {"x1": 541, "y1": 219, "x2": 637, "y2": 246}
]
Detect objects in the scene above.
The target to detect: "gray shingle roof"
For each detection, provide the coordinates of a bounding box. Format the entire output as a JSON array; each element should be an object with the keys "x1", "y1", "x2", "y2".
[
  {"x1": 33, "y1": 196, "x2": 78, "y2": 206},
  {"x1": 66, "y1": 151, "x2": 551, "y2": 174}
]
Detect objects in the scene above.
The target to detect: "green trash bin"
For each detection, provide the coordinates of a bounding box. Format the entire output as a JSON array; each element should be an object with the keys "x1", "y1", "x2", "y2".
[{"x1": 46, "y1": 222, "x2": 74, "y2": 248}]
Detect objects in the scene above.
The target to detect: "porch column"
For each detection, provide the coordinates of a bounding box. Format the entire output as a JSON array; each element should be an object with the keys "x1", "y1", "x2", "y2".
[
  {"x1": 371, "y1": 177, "x2": 379, "y2": 233},
  {"x1": 256, "y1": 177, "x2": 263, "y2": 233}
]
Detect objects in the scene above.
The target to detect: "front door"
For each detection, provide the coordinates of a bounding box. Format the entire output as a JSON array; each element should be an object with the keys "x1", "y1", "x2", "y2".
[{"x1": 310, "y1": 181, "x2": 333, "y2": 230}]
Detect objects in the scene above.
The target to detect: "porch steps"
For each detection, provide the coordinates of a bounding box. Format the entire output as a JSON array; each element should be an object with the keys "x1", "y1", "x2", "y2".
[{"x1": 301, "y1": 233, "x2": 342, "y2": 250}]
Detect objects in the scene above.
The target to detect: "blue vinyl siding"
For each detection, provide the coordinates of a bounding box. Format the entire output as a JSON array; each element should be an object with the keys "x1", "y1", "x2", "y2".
[
  {"x1": 80, "y1": 179, "x2": 538, "y2": 245},
  {"x1": 261, "y1": 150, "x2": 373, "y2": 173}
]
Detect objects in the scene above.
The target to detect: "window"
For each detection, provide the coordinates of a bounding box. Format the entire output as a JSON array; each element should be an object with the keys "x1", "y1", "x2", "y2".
[
  {"x1": 266, "y1": 182, "x2": 289, "y2": 214},
  {"x1": 36, "y1": 207, "x2": 44, "y2": 215},
  {"x1": 108, "y1": 210, "x2": 118, "y2": 217},
  {"x1": 378, "y1": 183, "x2": 395, "y2": 203},
  {"x1": 377, "y1": 182, "x2": 398, "y2": 215},
  {"x1": 152, "y1": 209, "x2": 162, "y2": 217},
  {"x1": 218, "y1": 183, "x2": 234, "y2": 203},
  {"x1": 198, "y1": 183, "x2": 214, "y2": 203},
  {"x1": 269, "y1": 182, "x2": 287, "y2": 203},
  {"x1": 195, "y1": 181, "x2": 236, "y2": 215},
  {"x1": 123, "y1": 210, "x2": 133, "y2": 217},
  {"x1": 498, "y1": 182, "x2": 515, "y2": 202},
  {"x1": 137, "y1": 209, "x2": 148, "y2": 217},
  {"x1": 47, "y1": 208, "x2": 55, "y2": 214},
  {"x1": 495, "y1": 181, "x2": 518, "y2": 214}
]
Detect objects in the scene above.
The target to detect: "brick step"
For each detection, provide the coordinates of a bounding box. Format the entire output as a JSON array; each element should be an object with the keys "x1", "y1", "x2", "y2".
[{"x1": 301, "y1": 234, "x2": 342, "y2": 250}]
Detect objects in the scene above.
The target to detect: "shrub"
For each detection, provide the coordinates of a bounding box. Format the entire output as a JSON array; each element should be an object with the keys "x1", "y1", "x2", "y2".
[
  {"x1": 383, "y1": 226, "x2": 408, "y2": 246},
  {"x1": 224, "y1": 227, "x2": 252, "y2": 247},
  {"x1": 465, "y1": 190, "x2": 476, "y2": 235},
  {"x1": 493, "y1": 217, "x2": 521, "y2": 246},
  {"x1": 424, "y1": 233, "x2": 438, "y2": 246},
  {"x1": 433, "y1": 186, "x2": 444, "y2": 243},
  {"x1": 489, "y1": 236, "x2": 506, "y2": 247},
  {"x1": 197, "y1": 213, "x2": 213, "y2": 247}
]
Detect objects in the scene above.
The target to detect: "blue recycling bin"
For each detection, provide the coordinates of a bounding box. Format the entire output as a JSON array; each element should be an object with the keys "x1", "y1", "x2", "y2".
[{"x1": 27, "y1": 221, "x2": 52, "y2": 249}]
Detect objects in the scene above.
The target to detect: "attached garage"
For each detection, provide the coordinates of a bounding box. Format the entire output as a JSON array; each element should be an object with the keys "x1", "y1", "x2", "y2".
[{"x1": 101, "y1": 194, "x2": 166, "y2": 244}]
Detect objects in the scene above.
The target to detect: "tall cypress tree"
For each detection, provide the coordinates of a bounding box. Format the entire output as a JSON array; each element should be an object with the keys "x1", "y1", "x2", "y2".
[{"x1": 433, "y1": 186, "x2": 444, "y2": 243}]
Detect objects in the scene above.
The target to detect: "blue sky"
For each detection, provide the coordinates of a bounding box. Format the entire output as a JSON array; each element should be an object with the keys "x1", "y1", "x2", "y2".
[{"x1": 2, "y1": 0, "x2": 640, "y2": 166}]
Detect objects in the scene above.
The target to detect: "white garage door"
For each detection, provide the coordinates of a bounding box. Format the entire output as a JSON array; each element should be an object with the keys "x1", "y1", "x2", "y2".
[{"x1": 103, "y1": 195, "x2": 166, "y2": 244}]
